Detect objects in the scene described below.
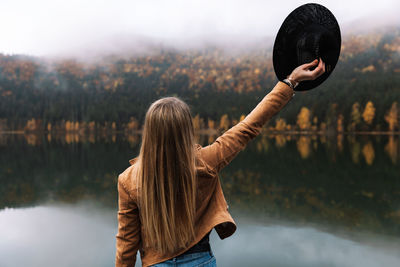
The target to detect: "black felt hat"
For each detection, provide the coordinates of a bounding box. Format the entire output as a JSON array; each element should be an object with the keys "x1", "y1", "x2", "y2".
[{"x1": 273, "y1": 3, "x2": 341, "y2": 91}]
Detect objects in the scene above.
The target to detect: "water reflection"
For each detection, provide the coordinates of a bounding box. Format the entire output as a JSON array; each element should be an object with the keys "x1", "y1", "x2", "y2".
[
  {"x1": 362, "y1": 141, "x2": 375, "y2": 165},
  {"x1": 212, "y1": 222, "x2": 400, "y2": 267},
  {"x1": 0, "y1": 204, "x2": 117, "y2": 267},
  {"x1": 1, "y1": 133, "x2": 399, "y2": 166},
  {"x1": 1, "y1": 204, "x2": 399, "y2": 267},
  {"x1": 385, "y1": 135, "x2": 398, "y2": 164},
  {"x1": 0, "y1": 133, "x2": 399, "y2": 266}
]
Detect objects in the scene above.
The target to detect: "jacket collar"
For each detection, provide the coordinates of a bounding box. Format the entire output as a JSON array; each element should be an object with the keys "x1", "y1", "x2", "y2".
[{"x1": 129, "y1": 157, "x2": 138, "y2": 165}]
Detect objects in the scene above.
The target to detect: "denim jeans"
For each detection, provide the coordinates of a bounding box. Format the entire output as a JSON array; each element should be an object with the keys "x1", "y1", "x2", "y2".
[{"x1": 150, "y1": 250, "x2": 216, "y2": 267}]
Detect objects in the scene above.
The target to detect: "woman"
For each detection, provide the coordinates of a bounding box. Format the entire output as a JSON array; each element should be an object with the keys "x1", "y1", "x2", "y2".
[{"x1": 115, "y1": 58, "x2": 325, "y2": 267}]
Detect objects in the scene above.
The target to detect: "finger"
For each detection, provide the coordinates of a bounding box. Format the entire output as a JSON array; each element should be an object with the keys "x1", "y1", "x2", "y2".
[
  {"x1": 318, "y1": 58, "x2": 323, "y2": 69},
  {"x1": 302, "y1": 59, "x2": 319, "y2": 69},
  {"x1": 312, "y1": 58, "x2": 323, "y2": 72},
  {"x1": 318, "y1": 59, "x2": 326, "y2": 76},
  {"x1": 308, "y1": 60, "x2": 324, "y2": 78}
]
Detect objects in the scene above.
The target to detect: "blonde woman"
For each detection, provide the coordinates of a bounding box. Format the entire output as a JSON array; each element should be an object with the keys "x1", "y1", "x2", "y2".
[{"x1": 115, "y1": 59, "x2": 325, "y2": 267}]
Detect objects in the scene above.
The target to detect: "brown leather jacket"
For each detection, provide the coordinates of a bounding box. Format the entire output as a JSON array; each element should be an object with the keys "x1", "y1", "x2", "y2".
[{"x1": 115, "y1": 82, "x2": 295, "y2": 267}]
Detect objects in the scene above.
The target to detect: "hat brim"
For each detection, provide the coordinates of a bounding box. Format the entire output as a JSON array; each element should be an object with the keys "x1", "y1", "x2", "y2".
[{"x1": 273, "y1": 3, "x2": 341, "y2": 91}]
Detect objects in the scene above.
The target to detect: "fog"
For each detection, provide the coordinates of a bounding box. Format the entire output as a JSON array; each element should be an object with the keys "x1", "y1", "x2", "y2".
[{"x1": 1, "y1": 0, "x2": 399, "y2": 58}]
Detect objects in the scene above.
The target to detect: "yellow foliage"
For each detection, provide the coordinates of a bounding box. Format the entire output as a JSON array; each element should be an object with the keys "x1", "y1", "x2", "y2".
[
  {"x1": 208, "y1": 135, "x2": 215, "y2": 144},
  {"x1": 362, "y1": 101, "x2": 375, "y2": 125},
  {"x1": 25, "y1": 134, "x2": 38, "y2": 146},
  {"x1": 65, "y1": 134, "x2": 73, "y2": 144},
  {"x1": 337, "y1": 114, "x2": 344, "y2": 133},
  {"x1": 297, "y1": 136, "x2": 311, "y2": 159},
  {"x1": 275, "y1": 118, "x2": 286, "y2": 131},
  {"x1": 361, "y1": 191, "x2": 374, "y2": 198},
  {"x1": 25, "y1": 118, "x2": 36, "y2": 131},
  {"x1": 65, "y1": 121, "x2": 72, "y2": 132},
  {"x1": 297, "y1": 107, "x2": 311, "y2": 130},
  {"x1": 88, "y1": 121, "x2": 96, "y2": 132},
  {"x1": 127, "y1": 117, "x2": 138, "y2": 130},
  {"x1": 350, "y1": 102, "x2": 361, "y2": 130},
  {"x1": 312, "y1": 116, "x2": 318, "y2": 125},
  {"x1": 362, "y1": 142, "x2": 375, "y2": 165},
  {"x1": 219, "y1": 114, "x2": 230, "y2": 132},
  {"x1": 123, "y1": 64, "x2": 134, "y2": 73},
  {"x1": 275, "y1": 135, "x2": 286, "y2": 148},
  {"x1": 192, "y1": 114, "x2": 201, "y2": 130},
  {"x1": 384, "y1": 102, "x2": 399, "y2": 131},
  {"x1": 360, "y1": 65, "x2": 376, "y2": 73},
  {"x1": 207, "y1": 119, "x2": 215, "y2": 129},
  {"x1": 256, "y1": 135, "x2": 269, "y2": 152},
  {"x1": 385, "y1": 136, "x2": 398, "y2": 164}
]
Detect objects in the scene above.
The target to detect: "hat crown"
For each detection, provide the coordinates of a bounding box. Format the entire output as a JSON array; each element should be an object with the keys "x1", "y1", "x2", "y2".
[{"x1": 296, "y1": 24, "x2": 338, "y2": 72}]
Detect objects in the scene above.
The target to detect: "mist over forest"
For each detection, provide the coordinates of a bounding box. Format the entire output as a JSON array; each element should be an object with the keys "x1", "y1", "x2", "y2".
[{"x1": 1, "y1": 18, "x2": 400, "y2": 134}]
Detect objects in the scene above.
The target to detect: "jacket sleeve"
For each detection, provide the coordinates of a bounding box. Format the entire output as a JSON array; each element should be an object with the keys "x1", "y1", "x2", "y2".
[
  {"x1": 199, "y1": 81, "x2": 294, "y2": 173},
  {"x1": 115, "y1": 176, "x2": 141, "y2": 267}
]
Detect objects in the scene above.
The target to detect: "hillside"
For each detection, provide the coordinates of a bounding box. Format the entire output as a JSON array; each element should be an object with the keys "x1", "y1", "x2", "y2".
[{"x1": 0, "y1": 27, "x2": 399, "y2": 133}]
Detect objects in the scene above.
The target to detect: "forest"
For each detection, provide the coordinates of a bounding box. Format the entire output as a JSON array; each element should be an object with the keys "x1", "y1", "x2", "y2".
[{"x1": 0, "y1": 27, "x2": 400, "y2": 134}]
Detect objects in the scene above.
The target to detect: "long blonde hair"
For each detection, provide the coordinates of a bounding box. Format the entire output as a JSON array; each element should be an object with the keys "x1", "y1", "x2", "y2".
[{"x1": 136, "y1": 97, "x2": 197, "y2": 255}]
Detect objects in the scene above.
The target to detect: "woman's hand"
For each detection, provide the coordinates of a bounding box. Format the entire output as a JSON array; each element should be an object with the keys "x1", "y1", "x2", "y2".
[{"x1": 288, "y1": 58, "x2": 325, "y2": 84}]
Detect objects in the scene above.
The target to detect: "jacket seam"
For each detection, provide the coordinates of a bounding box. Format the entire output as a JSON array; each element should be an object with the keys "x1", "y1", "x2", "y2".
[{"x1": 120, "y1": 176, "x2": 136, "y2": 203}]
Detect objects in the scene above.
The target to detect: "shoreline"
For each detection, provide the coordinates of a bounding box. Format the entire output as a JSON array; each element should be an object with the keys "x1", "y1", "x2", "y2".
[{"x1": 1, "y1": 130, "x2": 399, "y2": 135}]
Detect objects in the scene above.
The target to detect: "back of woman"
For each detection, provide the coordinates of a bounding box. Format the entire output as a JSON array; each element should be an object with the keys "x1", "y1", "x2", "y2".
[{"x1": 115, "y1": 58, "x2": 326, "y2": 267}]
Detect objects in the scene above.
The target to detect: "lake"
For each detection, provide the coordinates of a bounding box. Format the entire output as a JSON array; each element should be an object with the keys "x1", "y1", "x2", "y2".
[{"x1": 0, "y1": 133, "x2": 399, "y2": 267}]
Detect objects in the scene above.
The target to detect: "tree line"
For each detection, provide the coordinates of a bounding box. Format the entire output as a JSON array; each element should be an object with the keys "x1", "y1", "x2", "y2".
[{"x1": 0, "y1": 28, "x2": 400, "y2": 133}]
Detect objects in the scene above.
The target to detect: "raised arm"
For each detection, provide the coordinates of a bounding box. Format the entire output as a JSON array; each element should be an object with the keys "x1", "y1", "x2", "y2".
[{"x1": 199, "y1": 59, "x2": 325, "y2": 173}]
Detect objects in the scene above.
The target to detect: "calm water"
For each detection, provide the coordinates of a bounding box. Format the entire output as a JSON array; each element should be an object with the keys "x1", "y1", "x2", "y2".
[{"x1": 1, "y1": 133, "x2": 400, "y2": 267}]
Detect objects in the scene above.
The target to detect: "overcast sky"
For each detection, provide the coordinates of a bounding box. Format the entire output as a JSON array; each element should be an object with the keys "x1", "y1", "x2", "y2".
[{"x1": 1, "y1": 0, "x2": 399, "y2": 57}]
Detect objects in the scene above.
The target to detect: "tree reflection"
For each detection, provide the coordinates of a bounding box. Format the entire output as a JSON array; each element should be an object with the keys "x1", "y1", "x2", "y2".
[
  {"x1": 274, "y1": 135, "x2": 286, "y2": 148},
  {"x1": 362, "y1": 141, "x2": 375, "y2": 165},
  {"x1": 4, "y1": 132, "x2": 399, "y2": 170},
  {"x1": 0, "y1": 133, "x2": 399, "y2": 238},
  {"x1": 385, "y1": 135, "x2": 398, "y2": 164},
  {"x1": 297, "y1": 136, "x2": 311, "y2": 159},
  {"x1": 256, "y1": 134, "x2": 269, "y2": 153}
]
